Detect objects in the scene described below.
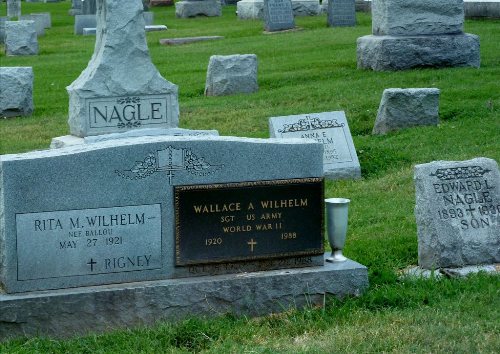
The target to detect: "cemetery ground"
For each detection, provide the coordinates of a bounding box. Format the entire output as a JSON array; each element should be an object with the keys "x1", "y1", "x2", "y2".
[{"x1": 0, "y1": 2, "x2": 499, "y2": 352}]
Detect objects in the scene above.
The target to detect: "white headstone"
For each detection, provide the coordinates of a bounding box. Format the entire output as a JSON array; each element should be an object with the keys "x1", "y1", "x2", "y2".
[{"x1": 269, "y1": 111, "x2": 361, "y2": 180}]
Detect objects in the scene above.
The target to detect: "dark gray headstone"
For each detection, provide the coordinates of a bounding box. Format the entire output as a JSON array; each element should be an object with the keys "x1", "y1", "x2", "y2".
[
  {"x1": 327, "y1": 0, "x2": 356, "y2": 27},
  {"x1": 263, "y1": 0, "x2": 295, "y2": 32},
  {"x1": 415, "y1": 158, "x2": 500, "y2": 269},
  {"x1": 82, "y1": 0, "x2": 97, "y2": 15}
]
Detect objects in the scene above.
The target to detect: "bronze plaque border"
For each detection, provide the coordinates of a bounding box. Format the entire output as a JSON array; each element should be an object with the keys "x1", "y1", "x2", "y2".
[{"x1": 175, "y1": 177, "x2": 324, "y2": 266}]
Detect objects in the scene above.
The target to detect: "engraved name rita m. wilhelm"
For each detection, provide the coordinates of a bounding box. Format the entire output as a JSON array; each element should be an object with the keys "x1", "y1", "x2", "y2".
[{"x1": 116, "y1": 146, "x2": 224, "y2": 184}]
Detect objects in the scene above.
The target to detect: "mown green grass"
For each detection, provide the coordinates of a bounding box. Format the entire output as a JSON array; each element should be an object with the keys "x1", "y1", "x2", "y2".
[{"x1": 0, "y1": 2, "x2": 499, "y2": 353}]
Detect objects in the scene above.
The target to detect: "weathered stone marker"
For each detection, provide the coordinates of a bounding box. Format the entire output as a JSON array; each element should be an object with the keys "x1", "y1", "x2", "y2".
[
  {"x1": 175, "y1": 0, "x2": 222, "y2": 18},
  {"x1": 263, "y1": 0, "x2": 295, "y2": 32},
  {"x1": 0, "y1": 67, "x2": 34, "y2": 118},
  {"x1": 373, "y1": 88, "x2": 440, "y2": 135},
  {"x1": 269, "y1": 111, "x2": 361, "y2": 180},
  {"x1": 67, "y1": 0, "x2": 179, "y2": 137},
  {"x1": 327, "y1": 0, "x2": 356, "y2": 27},
  {"x1": 205, "y1": 54, "x2": 259, "y2": 96},
  {"x1": 4, "y1": 21, "x2": 39, "y2": 56},
  {"x1": 415, "y1": 158, "x2": 500, "y2": 269}
]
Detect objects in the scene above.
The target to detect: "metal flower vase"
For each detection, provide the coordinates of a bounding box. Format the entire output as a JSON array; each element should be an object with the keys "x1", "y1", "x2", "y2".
[{"x1": 325, "y1": 198, "x2": 350, "y2": 262}]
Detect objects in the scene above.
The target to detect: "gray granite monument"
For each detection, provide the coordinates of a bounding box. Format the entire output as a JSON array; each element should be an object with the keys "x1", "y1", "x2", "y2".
[
  {"x1": 67, "y1": 0, "x2": 179, "y2": 137},
  {"x1": 373, "y1": 88, "x2": 440, "y2": 135},
  {"x1": 269, "y1": 111, "x2": 361, "y2": 180},
  {"x1": 0, "y1": 67, "x2": 34, "y2": 118},
  {"x1": 263, "y1": 0, "x2": 295, "y2": 32},
  {"x1": 357, "y1": 0, "x2": 480, "y2": 70},
  {"x1": 415, "y1": 158, "x2": 500, "y2": 269},
  {"x1": 327, "y1": 0, "x2": 356, "y2": 27},
  {"x1": 205, "y1": 54, "x2": 259, "y2": 96}
]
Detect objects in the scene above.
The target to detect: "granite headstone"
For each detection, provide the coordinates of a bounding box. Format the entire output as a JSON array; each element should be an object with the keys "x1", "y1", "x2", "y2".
[
  {"x1": 175, "y1": 0, "x2": 222, "y2": 18},
  {"x1": 415, "y1": 158, "x2": 500, "y2": 269},
  {"x1": 67, "y1": 0, "x2": 179, "y2": 137},
  {"x1": 4, "y1": 21, "x2": 39, "y2": 56},
  {"x1": 373, "y1": 88, "x2": 440, "y2": 135},
  {"x1": 0, "y1": 67, "x2": 34, "y2": 118},
  {"x1": 357, "y1": 0, "x2": 480, "y2": 70},
  {"x1": 263, "y1": 0, "x2": 295, "y2": 32},
  {"x1": 0, "y1": 136, "x2": 324, "y2": 293},
  {"x1": 205, "y1": 54, "x2": 259, "y2": 96},
  {"x1": 269, "y1": 111, "x2": 361, "y2": 180}
]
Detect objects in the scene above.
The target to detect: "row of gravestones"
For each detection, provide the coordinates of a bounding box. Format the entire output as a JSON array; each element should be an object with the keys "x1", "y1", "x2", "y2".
[
  {"x1": 0, "y1": 0, "x2": 496, "y2": 339},
  {"x1": 1, "y1": 0, "x2": 52, "y2": 53},
  {"x1": 0, "y1": 1, "x2": 369, "y2": 339}
]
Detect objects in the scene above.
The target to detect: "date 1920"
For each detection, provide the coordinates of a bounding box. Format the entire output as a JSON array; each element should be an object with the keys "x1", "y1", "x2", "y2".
[{"x1": 205, "y1": 237, "x2": 223, "y2": 246}]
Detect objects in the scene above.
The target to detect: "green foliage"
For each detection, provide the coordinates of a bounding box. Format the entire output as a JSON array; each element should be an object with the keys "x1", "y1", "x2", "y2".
[{"x1": 0, "y1": 3, "x2": 499, "y2": 353}]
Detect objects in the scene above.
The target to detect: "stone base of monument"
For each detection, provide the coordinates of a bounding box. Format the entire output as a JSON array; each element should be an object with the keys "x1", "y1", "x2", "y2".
[
  {"x1": 357, "y1": 34, "x2": 480, "y2": 71},
  {"x1": 237, "y1": 0, "x2": 320, "y2": 20},
  {"x1": 0, "y1": 257, "x2": 368, "y2": 339},
  {"x1": 263, "y1": 27, "x2": 303, "y2": 35},
  {"x1": 50, "y1": 128, "x2": 220, "y2": 148},
  {"x1": 175, "y1": 0, "x2": 222, "y2": 18},
  {"x1": 401, "y1": 264, "x2": 499, "y2": 279}
]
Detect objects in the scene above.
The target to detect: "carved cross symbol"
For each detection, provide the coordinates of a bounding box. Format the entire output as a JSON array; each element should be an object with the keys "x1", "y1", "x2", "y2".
[
  {"x1": 465, "y1": 206, "x2": 476, "y2": 216},
  {"x1": 87, "y1": 258, "x2": 97, "y2": 272},
  {"x1": 247, "y1": 239, "x2": 257, "y2": 252}
]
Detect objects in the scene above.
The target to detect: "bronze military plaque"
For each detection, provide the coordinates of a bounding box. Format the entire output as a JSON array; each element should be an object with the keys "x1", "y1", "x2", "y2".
[{"x1": 175, "y1": 178, "x2": 324, "y2": 265}]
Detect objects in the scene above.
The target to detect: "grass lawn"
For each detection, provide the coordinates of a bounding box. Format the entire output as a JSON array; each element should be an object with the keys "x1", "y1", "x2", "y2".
[{"x1": 0, "y1": 2, "x2": 499, "y2": 353}]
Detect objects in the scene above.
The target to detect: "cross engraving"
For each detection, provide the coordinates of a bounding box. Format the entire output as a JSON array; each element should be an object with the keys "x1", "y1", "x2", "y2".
[
  {"x1": 247, "y1": 239, "x2": 257, "y2": 252},
  {"x1": 87, "y1": 258, "x2": 97, "y2": 272},
  {"x1": 465, "y1": 206, "x2": 476, "y2": 216}
]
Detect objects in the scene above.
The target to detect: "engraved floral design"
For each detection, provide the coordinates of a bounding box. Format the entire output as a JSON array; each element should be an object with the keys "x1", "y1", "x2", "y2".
[
  {"x1": 116, "y1": 96, "x2": 141, "y2": 105},
  {"x1": 117, "y1": 121, "x2": 142, "y2": 129},
  {"x1": 431, "y1": 166, "x2": 491, "y2": 180},
  {"x1": 278, "y1": 117, "x2": 344, "y2": 134},
  {"x1": 116, "y1": 147, "x2": 222, "y2": 183},
  {"x1": 185, "y1": 150, "x2": 211, "y2": 172}
]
